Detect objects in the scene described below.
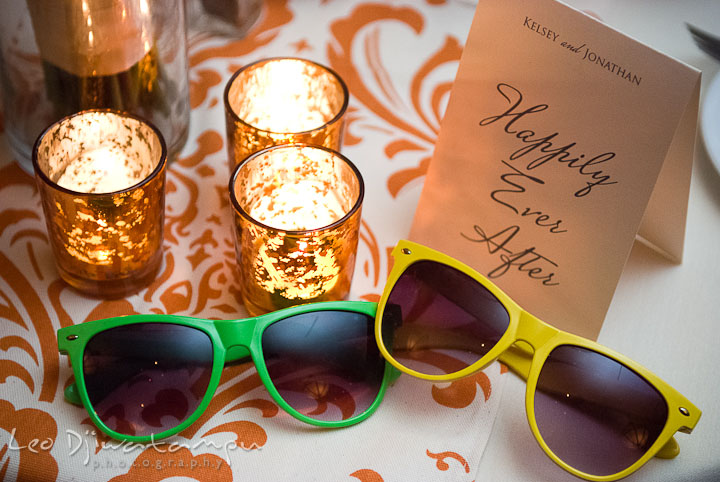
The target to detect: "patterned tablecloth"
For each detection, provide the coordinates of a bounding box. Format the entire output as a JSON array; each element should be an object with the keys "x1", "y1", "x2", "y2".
[{"x1": 0, "y1": 1, "x2": 509, "y2": 481}]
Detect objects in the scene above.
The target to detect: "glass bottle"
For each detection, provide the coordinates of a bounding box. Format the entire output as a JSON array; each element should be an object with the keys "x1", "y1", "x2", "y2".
[{"x1": 0, "y1": 0, "x2": 190, "y2": 171}]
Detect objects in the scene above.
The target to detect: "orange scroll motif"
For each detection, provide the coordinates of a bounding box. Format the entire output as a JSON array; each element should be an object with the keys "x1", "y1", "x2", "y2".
[
  {"x1": 0, "y1": 400, "x2": 59, "y2": 481},
  {"x1": 426, "y1": 449, "x2": 471, "y2": 474},
  {"x1": 350, "y1": 468, "x2": 385, "y2": 482}
]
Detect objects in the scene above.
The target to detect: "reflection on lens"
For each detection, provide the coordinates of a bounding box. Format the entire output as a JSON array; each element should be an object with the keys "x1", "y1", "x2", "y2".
[
  {"x1": 83, "y1": 323, "x2": 213, "y2": 437},
  {"x1": 381, "y1": 261, "x2": 510, "y2": 376},
  {"x1": 534, "y1": 345, "x2": 668, "y2": 476},
  {"x1": 262, "y1": 310, "x2": 384, "y2": 422}
]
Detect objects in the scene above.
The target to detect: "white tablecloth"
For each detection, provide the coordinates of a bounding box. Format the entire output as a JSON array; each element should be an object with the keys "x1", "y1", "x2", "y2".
[{"x1": 1, "y1": 0, "x2": 718, "y2": 481}]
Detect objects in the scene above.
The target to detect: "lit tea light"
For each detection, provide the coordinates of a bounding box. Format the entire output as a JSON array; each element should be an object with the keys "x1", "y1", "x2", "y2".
[
  {"x1": 224, "y1": 57, "x2": 348, "y2": 170},
  {"x1": 55, "y1": 144, "x2": 148, "y2": 193},
  {"x1": 33, "y1": 110, "x2": 167, "y2": 298},
  {"x1": 230, "y1": 144, "x2": 364, "y2": 316},
  {"x1": 248, "y1": 178, "x2": 345, "y2": 231}
]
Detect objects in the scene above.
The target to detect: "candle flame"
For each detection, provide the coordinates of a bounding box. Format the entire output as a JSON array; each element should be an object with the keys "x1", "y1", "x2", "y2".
[
  {"x1": 95, "y1": 250, "x2": 111, "y2": 262},
  {"x1": 56, "y1": 144, "x2": 147, "y2": 194},
  {"x1": 233, "y1": 59, "x2": 338, "y2": 133}
]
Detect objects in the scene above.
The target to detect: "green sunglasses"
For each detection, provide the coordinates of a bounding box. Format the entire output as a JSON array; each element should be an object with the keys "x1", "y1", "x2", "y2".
[{"x1": 58, "y1": 301, "x2": 398, "y2": 442}]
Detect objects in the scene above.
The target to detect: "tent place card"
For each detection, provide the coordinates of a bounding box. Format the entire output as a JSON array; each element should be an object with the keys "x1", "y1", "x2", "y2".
[{"x1": 410, "y1": 0, "x2": 701, "y2": 340}]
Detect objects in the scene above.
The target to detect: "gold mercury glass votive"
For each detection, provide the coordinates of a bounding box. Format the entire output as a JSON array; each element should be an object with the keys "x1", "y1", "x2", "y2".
[
  {"x1": 230, "y1": 144, "x2": 364, "y2": 316},
  {"x1": 224, "y1": 57, "x2": 349, "y2": 171},
  {"x1": 32, "y1": 110, "x2": 167, "y2": 298}
]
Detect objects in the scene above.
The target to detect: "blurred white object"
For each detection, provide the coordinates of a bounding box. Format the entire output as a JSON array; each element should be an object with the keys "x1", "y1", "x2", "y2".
[
  {"x1": 184, "y1": 0, "x2": 262, "y2": 38},
  {"x1": 701, "y1": 73, "x2": 720, "y2": 175}
]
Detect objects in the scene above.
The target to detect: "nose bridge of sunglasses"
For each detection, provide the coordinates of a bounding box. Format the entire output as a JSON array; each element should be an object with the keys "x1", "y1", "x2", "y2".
[
  {"x1": 498, "y1": 311, "x2": 559, "y2": 380},
  {"x1": 497, "y1": 343, "x2": 533, "y2": 380},
  {"x1": 215, "y1": 318, "x2": 256, "y2": 363},
  {"x1": 515, "y1": 310, "x2": 558, "y2": 349}
]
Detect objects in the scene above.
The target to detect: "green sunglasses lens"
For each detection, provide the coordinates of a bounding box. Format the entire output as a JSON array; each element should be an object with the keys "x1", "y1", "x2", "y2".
[
  {"x1": 262, "y1": 310, "x2": 385, "y2": 422},
  {"x1": 83, "y1": 323, "x2": 213, "y2": 438}
]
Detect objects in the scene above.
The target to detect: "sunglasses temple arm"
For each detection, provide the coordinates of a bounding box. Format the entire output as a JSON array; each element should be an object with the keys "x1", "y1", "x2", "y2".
[
  {"x1": 656, "y1": 437, "x2": 680, "y2": 459},
  {"x1": 387, "y1": 365, "x2": 402, "y2": 385},
  {"x1": 64, "y1": 383, "x2": 83, "y2": 406}
]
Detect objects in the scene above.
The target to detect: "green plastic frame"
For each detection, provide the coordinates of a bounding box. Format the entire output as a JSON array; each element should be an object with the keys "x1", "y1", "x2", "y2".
[
  {"x1": 375, "y1": 240, "x2": 702, "y2": 482},
  {"x1": 58, "y1": 300, "x2": 398, "y2": 443}
]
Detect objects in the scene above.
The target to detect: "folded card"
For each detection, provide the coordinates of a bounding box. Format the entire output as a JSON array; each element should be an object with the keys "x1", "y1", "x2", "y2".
[{"x1": 410, "y1": 0, "x2": 701, "y2": 340}]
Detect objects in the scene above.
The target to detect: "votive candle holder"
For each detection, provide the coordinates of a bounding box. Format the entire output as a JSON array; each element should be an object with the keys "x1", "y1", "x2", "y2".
[
  {"x1": 229, "y1": 144, "x2": 363, "y2": 316},
  {"x1": 224, "y1": 57, "x2": 348, "y2": 171},
  {"x1": 32, "y1": 110, "x2": 167, "y2": 298}
]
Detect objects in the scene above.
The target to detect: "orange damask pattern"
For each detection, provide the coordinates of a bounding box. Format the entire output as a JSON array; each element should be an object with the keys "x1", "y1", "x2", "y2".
[
  {"x1": 327, "y1": 3, "x2": 463, "y2": 199},
  {"x1": 427, "y1": 449, "x2": 471, "y2": 474},
  {"x1": 0, "y1": 400, "x2": 58, "y2": 481},
  {"x1": 0, "y1": 1, "x2": 502, "y2": 481},
  {"x1": 350, "y1": 468, "x2": 385, "y2": 482},
  {"x1": 432, "y1": 371, "x2": 493, "y2": 409}
]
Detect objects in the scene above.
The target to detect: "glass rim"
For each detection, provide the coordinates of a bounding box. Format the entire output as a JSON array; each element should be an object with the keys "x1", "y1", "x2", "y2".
[
  {"x1": 32, "y1": 108, "x2": 168, "y2": 197},
  {"x1": 228, "y1": 143, "x2": 365, "y2": 235},
  {"x1": 223, "y1": 56, "x2": 350, "y2": 136}
]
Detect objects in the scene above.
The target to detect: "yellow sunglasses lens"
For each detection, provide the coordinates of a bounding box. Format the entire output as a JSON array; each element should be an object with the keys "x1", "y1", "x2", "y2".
[
  {"x1": 534, "y1": 344, "x2": 668, "y2": 476},
  {"x1": 380, "y1": 260, "x2": 510, "y2": 376}
]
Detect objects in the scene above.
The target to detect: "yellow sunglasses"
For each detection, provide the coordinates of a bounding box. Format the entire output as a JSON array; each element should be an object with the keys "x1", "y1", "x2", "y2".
[{"x1": 374, "y1": 240, "x2": 700, "y2": 481}]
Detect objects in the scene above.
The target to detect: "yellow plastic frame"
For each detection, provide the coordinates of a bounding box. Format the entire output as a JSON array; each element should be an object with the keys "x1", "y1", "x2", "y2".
[{"x1": 375, "y1": 240, "x2": 701, "y2": 481}]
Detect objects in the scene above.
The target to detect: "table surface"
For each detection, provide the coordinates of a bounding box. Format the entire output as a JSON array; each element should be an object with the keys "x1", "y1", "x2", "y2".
[{"x1": 1, "y1": 0, "x2": 719, "y2": 481}]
